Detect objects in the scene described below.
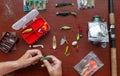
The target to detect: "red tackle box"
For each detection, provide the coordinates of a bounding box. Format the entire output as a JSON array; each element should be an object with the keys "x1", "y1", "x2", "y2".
[
  {"x1": 12, "y1": 9, "x2": 50, "y2": 44},
  {"x1": 20, "y1": 18, "x2": 50, "y2": 44}
]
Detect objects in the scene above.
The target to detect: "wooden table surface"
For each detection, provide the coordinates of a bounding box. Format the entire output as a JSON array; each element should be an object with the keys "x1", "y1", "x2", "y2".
[{"x1": 0, "y1": 0, "x2": 120, "y2": 76}]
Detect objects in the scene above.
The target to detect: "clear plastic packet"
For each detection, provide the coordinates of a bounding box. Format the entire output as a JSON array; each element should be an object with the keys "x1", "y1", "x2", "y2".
[
  {"x1": 88, "y1": 16, "x2": 109, "y2": 48},
  {"x1": 23, "y1": 0, "x2": 48, "y2": 11},
  {"x1": 74, "y1": 51, "x2": 104, "y2": 76},
  {"x1": 77, "y1": 0, "x2": 95, "y2": 10},
  {"x1": 88, "y1": 22, "x2": 109, "y2": 43}
]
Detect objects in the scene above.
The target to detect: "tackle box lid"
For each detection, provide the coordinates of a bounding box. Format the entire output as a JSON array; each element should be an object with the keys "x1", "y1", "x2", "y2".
[{"x1": 12, "y1": 9, "x2": 39, "y2": 30}]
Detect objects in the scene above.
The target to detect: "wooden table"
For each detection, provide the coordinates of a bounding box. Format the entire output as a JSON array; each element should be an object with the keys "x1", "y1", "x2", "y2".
[{"x1": 0, "y1": 0, "x2": 120, "y2": 76}]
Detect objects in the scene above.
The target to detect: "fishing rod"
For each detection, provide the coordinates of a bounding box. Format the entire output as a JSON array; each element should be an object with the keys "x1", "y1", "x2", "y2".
[{"x1": 109, "y1": 0, "x2": 117, "y2": 76}]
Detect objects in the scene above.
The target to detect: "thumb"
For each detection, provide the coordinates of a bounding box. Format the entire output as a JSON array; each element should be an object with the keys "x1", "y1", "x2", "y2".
[{"x1": 43, "y1": 60, "x2": 52, "y2": 71}]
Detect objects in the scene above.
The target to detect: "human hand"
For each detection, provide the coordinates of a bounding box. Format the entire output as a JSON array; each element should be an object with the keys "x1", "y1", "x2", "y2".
[
  {"x1": 16, "y1": 49, "x2": 43, "y2": 69},
  {"x1": 43, "y1": 55, "x2": 62, "y2": 76}
]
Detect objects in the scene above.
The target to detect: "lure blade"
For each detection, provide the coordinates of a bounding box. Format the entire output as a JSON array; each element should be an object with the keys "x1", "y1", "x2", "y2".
[
  {"x1": 60, "y1": 38, "x2": 66, "y2": 45},
  {"x1": 22, "y1": 28, "x2": 32, "y2": 34},
  {"x1": 53, "y1": 35, "x2": 57, "y2": 50},
  {"x1": 60, "y1": 36, "x2": 67, "y2": 45},
  {"x1": 76, "y1": 33, "x2": 80, "y2": 41},
  {"x1": 72, "y1": 41, "x2": 78, "y2": 46}
]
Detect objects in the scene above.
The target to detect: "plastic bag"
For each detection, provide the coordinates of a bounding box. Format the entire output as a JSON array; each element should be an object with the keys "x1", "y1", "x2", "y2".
[{"x1": 74, "y1": 51, "x2": 104, "y2": 76}]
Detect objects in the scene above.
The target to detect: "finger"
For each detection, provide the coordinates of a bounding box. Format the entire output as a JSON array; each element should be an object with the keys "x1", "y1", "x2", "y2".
[
  {"x1": 30, "y1": 55, "x2": 42, "y2": 63},
  {"x1": 46, "y1": 55, "x2": 61, "y2": 63},
  {"x1": 32, "y1": 62, "x2": 38, "y2": 65},
  {"x1": 43, "y1": 60, "x2": 52, "y2": 70},
  {"x1": 41, "y1": 64, "x2": 45, "y2": 67},
  {"x1": 35, "y1": 49, "x2": 43, "y2": 55},
  {"x1": 28, "y1": 49, "x2": 43, "y2": 56}
]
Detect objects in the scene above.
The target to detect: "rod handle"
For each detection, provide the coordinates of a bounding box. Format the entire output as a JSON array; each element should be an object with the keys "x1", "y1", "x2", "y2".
[
  {"x1": 111, "y1": 48, "x2": 117, "y2": 76},
  {"x1": 110, "y1": 13, "x2": 115, "y2": 25}
]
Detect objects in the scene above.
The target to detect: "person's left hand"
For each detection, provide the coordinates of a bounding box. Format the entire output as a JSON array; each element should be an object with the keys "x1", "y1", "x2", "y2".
[{"x1": 16, "y1": 49, "x2": 43, "y2": 69}]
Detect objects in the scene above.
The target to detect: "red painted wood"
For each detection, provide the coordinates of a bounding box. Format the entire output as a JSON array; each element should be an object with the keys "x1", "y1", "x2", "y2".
[{"x1": 0, "y1": 0, "x2": 120, "y2": 76}]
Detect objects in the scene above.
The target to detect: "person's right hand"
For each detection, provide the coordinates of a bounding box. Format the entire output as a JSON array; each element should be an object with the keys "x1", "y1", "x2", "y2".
[
  {"x1": 16, "y1": 49, "x2": 43, "y2": 69},
  {"x1": 43, "y1": 55, "x2": 62, "y2": 76}
]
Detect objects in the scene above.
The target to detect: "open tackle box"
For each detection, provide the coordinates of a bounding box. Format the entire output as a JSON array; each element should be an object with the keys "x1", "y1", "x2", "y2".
[{"x1": 12, "y1": 9, "x2": 50, "y2": 44}]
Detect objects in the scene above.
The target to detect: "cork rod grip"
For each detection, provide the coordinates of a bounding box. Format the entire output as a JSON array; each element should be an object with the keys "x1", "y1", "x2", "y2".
[
  {"x1": 110, "y1": 13, "x2": 115, "y2": 25},
  {"x1": 111, "y1": 48, "x2": 117, "y2": 76}
]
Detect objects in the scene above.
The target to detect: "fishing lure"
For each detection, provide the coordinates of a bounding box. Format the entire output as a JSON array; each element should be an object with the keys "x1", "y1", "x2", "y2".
[
  {"x1": 64, "y1": 45, "x2": 70, "y2": 56},
  {"x1": 56, "y1": 11, "x2": 77, "y2": 16},
  {"x1": 72, "y1": 41, "x2": 78, "y2": 46},
  {"x1": 71, "y1": 12, "x2": 77, "y2": 16},
  {"x1": 41, "y1": 22, "x2": 47, "y2": 31},
  {"x1": 40, "y1": 57, "x2": 53, "y2": 63},
  {"x1": 22, "y1": 28, "x2": 32, "y2": 34},
  {"x1": 78, "y1": 25, "x2": 83, "y2": 38},
  {"x1": 29, "y1": 44, "x2": 44, "y2": 48},
  {"x1": 77, "y1": 0, "x2": 95, "y2": 10},
  {"x1": 81, "y1": 60, "x2": 97, "y2": 76},
  {"x1": 40, "y1": 57, "x2": 51, "y2": 61},
  {"x1": 72, "y1": 41, "x2": 79, "y2": 52},
  {"x1": 76, "y1": 33, "x2": 81, "y2": 41},
  {"x1": 53, "y1": 35, "x2": 57, "y2": 51},
  {"x1": 56, "y1": 2, "x2": 74, "y2": 7},
  {"x1": 75, "y1": 45, "x2": 79, "y2": 52},
  {"x1": 60, "y1": 36, "x2": 66, "y2": 45},
  {"x1": 60, "y1": 26, "x2": 72, "y2": 30}
]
